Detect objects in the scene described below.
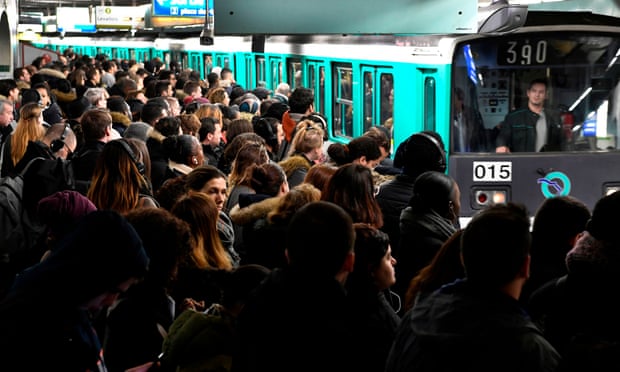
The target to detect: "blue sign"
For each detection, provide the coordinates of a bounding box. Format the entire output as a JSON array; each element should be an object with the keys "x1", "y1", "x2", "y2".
[
  {"x1": 153, "y1": 0, "x2": 206, "y2": 17},
  {"x1": 583, "y1": 116, "x2": 596, "y2": 137}
]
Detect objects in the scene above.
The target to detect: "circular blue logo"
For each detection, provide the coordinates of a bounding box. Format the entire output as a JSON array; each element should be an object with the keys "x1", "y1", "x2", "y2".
[{"x1": 537, "y1": 171, "x2": 571, "y2": 198}]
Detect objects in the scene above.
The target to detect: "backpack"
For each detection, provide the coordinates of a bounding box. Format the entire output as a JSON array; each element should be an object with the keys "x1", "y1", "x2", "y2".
[{"x1": 0, "y1": 157, "x2": 46, "y2": 257}]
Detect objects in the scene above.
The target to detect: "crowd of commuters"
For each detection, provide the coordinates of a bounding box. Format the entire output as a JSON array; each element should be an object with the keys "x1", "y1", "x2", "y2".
[{"x1": 0, "y1": 50, "x2": 614, "y2": 372}]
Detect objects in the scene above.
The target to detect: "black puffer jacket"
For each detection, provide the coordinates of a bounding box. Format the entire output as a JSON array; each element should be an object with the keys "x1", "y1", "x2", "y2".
[{"x1": 386, "y1": 279, "x2": 560, "y2": 372}]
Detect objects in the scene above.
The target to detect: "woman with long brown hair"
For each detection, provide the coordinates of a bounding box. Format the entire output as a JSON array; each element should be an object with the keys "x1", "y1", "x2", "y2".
[
  {"x1": 170, "y1": 193, "x2": 234, "y2": 311},
  {"x1": 87, "y1": 138, "x2": 157, "y2": 214}
]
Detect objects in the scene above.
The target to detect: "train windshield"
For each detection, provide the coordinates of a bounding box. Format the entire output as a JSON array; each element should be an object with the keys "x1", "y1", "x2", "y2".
[{"x1": 451, "y1": 32, "x2": 620, "y2": 154}]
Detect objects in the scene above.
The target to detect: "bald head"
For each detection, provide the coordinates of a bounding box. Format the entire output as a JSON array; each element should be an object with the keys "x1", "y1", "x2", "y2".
[{"x1": 44, "y1": 123, "x2": 77, "y2": 159}]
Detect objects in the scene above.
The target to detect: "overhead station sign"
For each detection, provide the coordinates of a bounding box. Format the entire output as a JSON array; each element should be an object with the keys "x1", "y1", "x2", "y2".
[
  {"x1": 153, "y1": 0, "x2": 206, "y2": 17},
  {"x1": 95, "y1": 6, "x2": 148, "y2": 29},
  {"x1": 56, "y1": 7, "x2": 96, "y2": 33}
]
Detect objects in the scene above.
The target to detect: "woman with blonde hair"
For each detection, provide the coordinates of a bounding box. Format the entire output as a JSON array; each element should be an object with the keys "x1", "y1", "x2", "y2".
[
  {"x1": 87, "y1": 138, "x2": 157, "y2": 214},
  {"x1": 1, "y1": 102, "x2": 46, "y2": 177},
  {"x1": 278, "y1": 119, "x2": 325, "y2": 188},
  {"x1": 206, "y1": 87, "x2": 230, "y2": 106},
  {"x1": 194, "y1": 103, "x2": 223, "y2": 128},
  {"x1": 225, "y1": 142, "x2": 270, "y2": 212}
]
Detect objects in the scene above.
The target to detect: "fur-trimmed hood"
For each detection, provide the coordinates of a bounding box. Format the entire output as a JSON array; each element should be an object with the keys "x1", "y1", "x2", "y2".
[
  {"x1": 229, "y1": 195, "x2": 281, "y2": 226},
  {"x1": 148, "y1": 127, "x2": 166, "y2": 143},
  {"x1": 278, "y1": 155, "x2": 312, "y2": 179},
  {"x1": 51, "y1": 89, "x2": 77, "y2": 104},
  {"x1": 110, "y1": 111, "x2": 131, "y2": 128},
  {"x1": 36, "y1": 68, "x2": 66, "y2": 80}
]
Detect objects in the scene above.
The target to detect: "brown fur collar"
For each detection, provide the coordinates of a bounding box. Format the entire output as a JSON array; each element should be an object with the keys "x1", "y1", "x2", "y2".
[
  {"x1": 111, "y1": 111, "x2": 131, "y2": 128},
  {"x1": 278, "y1": 155, "x2": 312, "y2": 178},
  {"x1": 37, "y1": 68, "x2": 66, "y2": 80},
  {"x1": 229, "y1": 196, "x2": 282, "y2": 226},
  {"x1": 52, "y1": 89, "x2": 77, "y2": 103},
  {"x1": 148, "y1": 127, "x2": 165, "y2": 142}
]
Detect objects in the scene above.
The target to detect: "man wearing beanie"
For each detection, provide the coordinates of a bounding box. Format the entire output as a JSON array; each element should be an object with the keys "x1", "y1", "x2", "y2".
[{"x1": 0, "y1": 210, "x2": 148, "y2": 371}]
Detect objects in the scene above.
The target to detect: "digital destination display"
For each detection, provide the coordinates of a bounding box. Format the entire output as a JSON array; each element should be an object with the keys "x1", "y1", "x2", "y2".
[{"x1": 153, "y1": 0, "x2": 206, "y2": 17}]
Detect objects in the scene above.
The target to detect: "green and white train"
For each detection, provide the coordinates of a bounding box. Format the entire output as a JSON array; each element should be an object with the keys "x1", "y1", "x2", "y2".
[{"x1": 33, "y1": 9, "x2": 620, "y2": 220}]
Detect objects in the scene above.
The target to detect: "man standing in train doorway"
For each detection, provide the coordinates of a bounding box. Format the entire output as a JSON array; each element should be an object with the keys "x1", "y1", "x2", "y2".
[{"x1": 495, "y1": 78, "x2": 563, "y2": 153}]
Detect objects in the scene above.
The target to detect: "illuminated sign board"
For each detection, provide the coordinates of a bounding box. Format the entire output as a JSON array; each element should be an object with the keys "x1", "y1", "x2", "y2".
[
  {"x1": 56, "y1": 7, "x2": 96, "y2": 33},
  {"x1": 153, "y1": 0, "x2": 206, "y2": 17},
  {"x1": 95, "y1": 6, "x2": 148, "y2": 29}
]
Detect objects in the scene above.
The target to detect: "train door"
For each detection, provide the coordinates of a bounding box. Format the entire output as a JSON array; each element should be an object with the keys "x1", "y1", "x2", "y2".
[
  {"x1": 255, "y1": 54, "x2": 267, "y2": 89},
  {"x1": 332, "y1": 62, "x2": 354, "y2": 139},
  {"x1": 168, "y1": 50, "x2": 188, "y2": 71},
  {"x1": 97, "y1": 47, "x2": 113, "y2": 59},
  {"x1": 360, "y1": 66, "x2": 394, "y2": 133},
  {"x1": 187, "y1": 52, "x2": 203, "y2": 79},
  {"x1": 306, "y1": 60, "x2": 326, "y2": 114},
  {"x1": 213, "y1": 53, "x2": 231, "y2": 71},
  {"x1": 202, "y1": 53, "x2": 213, "y2": 79},
  {"x1": 240, "y1": 53, "x2": 254, "y2": 90},
  {"x1": 151, "y1": 49, "x2": 165, "y2": 64},
  {"x1": 287, "y1": 57, "x2": 302, "y2": 90},
  {"x1": 134, "y1": 49, "x2": 151, "y2": 65},
  {"x1": 268, "y1": 56, "x2": 283, "y2": 90},
  {"x1": 116, "y1": 47, "x2": 129, "y2": 61}
]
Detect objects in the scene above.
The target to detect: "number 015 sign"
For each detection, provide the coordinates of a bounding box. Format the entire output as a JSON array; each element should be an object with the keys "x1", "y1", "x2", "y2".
[{"x1": 473, "y1": 161, "x2": 512, "y2": 182}]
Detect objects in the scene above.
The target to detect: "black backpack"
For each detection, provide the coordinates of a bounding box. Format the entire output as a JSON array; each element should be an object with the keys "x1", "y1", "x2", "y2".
[{"x1": 0, "y1": 157, "x2": 45, "y2": 257}]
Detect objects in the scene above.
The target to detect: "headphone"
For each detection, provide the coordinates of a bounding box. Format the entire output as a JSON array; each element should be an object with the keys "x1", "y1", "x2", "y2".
[
  {"x1": 50, "y1": 123, "x2": 70, "y2": 153},
  {"x1": 254, "y1": 117, "x2": 277, "y2": 145},
  {"x1": 116, "y1": 139, "x2": 146, "y2": 176},
  {"x1": 413, "y1": 132, "x2": 447, "y2": 172}
]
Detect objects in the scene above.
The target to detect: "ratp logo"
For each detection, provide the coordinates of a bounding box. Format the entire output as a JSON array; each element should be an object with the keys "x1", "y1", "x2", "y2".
[{"x1": 537, "y1": 171, "x2": 571, "y2": 198}]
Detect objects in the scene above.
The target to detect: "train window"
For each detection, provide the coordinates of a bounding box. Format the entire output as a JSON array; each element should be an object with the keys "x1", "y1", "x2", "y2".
[
  {"x1": 163, "y1": 52, "x2": 171, "y2": 68},
  {"x1": 241, "y1": 54, "x2": 252, "y2": 89},
  {"x1": 287, "y1": 58, "x2": 302, "y2": 89},
  {"x1": 424, "y1": 77, "x2": 436, "y2": 132},
  {"x1": 364, "y1": 71, "x2": 374, "y2": 130},
  {"x1": 306, "y1": 61, "x2": 326, "y2": 115},
  {"x1": 270, "y1": 58, "x2": 282, "y2": 89},
  {"x1": 213, "y1": 55, "x2": 228, "y2": 70},
  {"x1": 319, "y1": 66, "x2": 325, "y2": 120},
  {"x1": 332, "y1": 63, "x2": 353, "y2": 138},
  {"x1": 380, "y1": 73, "x2": 394, "y2": 126},
  {"x1": 256, "y1": 56, "x2": 266, "y2": 87},
  {"x1": 452, "y1": 33, "x2": 620, "y2": 153},
  {"x1": 309, "y1": 64, "x2": 315, "y2": 90},
  {"x1": 203, "y1": 54, "x2": 213, "y2": 77}
]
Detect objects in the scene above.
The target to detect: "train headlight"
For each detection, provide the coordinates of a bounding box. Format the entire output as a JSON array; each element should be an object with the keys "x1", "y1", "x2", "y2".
[
  {"x1": 603, "y1": 184, "x2": 620, "y2": 196},
  {"x1": 473, "y1": 188, "x2": 509, "y2": 209}
]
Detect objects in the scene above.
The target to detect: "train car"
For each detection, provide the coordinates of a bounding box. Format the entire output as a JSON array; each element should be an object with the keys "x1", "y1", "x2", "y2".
[{"x1": 34, "y1": 9, "x2": 620, "y2": 222}]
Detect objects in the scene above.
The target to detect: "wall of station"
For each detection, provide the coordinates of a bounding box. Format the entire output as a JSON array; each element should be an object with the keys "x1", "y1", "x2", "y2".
[{"x1": 0, "y1": 0, "x2": 18, "y2": 78}]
